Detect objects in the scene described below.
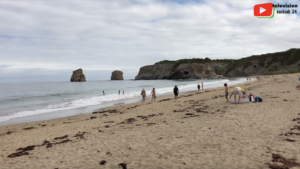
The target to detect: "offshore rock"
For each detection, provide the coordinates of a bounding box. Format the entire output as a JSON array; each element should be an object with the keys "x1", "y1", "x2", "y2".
[
  {"x1": 70, "y1": 69, "x2": 86, "y2": 82},
  {"x1": 111, "y1": 70, "x2": 124, "y2": 80}
]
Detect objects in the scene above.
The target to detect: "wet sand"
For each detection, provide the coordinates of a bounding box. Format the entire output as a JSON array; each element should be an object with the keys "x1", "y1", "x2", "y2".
[{"x1": 1, "y1": 74, "x2": 300, "y2": 169}]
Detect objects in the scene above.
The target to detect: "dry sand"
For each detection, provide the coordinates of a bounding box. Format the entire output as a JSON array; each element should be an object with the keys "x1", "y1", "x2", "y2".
[{"x1": 1, "y1": 74, "x2": 300, "y2": 169}]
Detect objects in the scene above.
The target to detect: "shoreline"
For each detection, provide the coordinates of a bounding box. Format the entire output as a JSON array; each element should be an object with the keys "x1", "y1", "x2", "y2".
[
  {"x1": 2, "y1": 74, "x2": 299, "y2": 168},
  {"x1": 0, "y1": 78, "x2": 247, "y2": 127}
]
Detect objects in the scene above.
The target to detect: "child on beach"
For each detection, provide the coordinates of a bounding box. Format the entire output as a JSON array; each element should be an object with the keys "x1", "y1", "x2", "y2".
[
  {"x1": 197, "y1": 84, "x2": 200, "y2": 91},
  {"x1": 224, "y1": 83, "x2": 229, "y2": 102},
  {"x1": 102, "y1": 91, "x2": 105, "y2": 95},
  {"x1": 242, "y1": 91, "x2": 249, "y2": 99},
  {"x1": 151, "y1": 88, "x2": 156, "y2": 102}
]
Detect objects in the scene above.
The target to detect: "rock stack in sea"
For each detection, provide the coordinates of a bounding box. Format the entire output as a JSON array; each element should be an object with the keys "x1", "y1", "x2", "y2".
[
  {"x1": 111, "y1": 70, "x2": 124, "y2": 80},
  {"x1": 70, "y1": 68, "x2": 86, "y2": 82}
]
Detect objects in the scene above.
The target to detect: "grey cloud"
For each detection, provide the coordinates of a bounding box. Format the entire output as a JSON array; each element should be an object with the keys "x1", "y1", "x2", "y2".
[
  {"x1": 0, "y1": 64, "x2": 12, "y2": 69},
  {"x1": 0, "y1": 0, "x2": 299, "y2": 82}
]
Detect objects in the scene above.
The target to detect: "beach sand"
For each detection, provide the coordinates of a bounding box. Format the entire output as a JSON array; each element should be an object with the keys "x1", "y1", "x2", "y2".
[{"x1": 1, "y1": 74, "x2": 300, "y2": 169}]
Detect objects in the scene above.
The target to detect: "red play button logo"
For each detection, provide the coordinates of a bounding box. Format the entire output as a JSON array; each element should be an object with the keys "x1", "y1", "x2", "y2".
[{"x1": 254, "y1": 3, "x2": 273, "y2": 17}]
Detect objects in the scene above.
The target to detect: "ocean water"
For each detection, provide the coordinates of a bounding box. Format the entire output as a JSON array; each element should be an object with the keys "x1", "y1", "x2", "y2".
[{"x1": 0, "y1": 78, "x2": 247, "y2": 125}]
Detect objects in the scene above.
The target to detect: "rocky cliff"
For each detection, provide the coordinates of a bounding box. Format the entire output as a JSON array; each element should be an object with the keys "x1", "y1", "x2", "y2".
[
  {"x1": 135, "y1": 59, "x2": 232, "y2": 80},
  {"x1": 70, "y1": 69, "x2": 86, "y2": 82},
  {"x1": 135, "y1": 48, "x2": 300, "y2": 79},
  {"x1": 225, "y1": 48, "x2": 300, "y2": 77},
  {"x1": 111, "y1": 70, "x2": 124, "y2": 80}
]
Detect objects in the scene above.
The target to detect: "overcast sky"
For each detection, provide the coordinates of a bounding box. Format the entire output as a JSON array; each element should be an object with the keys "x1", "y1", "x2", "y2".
[{"x1": 0, "y1": 0, "x2": 299, "y2": 82}]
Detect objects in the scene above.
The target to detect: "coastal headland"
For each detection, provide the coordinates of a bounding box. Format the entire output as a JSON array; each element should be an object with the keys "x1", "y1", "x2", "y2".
[
  {"x1": 135, "y1": 48, "x2": 300, "y2": 80},
  {"x1": 1, "y1": 74, "x2": 300, "y2": 168}
]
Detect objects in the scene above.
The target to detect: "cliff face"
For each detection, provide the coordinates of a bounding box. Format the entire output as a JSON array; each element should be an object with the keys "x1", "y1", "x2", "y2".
[
  {"x1": 111, "y1": 70, "x2": 124, "y2": 80},
  {"x1": 135, "y1": 65, "x2": 155, "y2": 80},
  {"x1": 135, "y1": 48, "x2": 300, "y2": 79},
  {"x1": 70, "y1": 69, "x2": 86, "y2": 82},
  {"x1": 135, "y1": 60, "x2": 230, "y2": 80},
  {"x1": 168, "y1": 63, "x2": 226, "y2": 79}
]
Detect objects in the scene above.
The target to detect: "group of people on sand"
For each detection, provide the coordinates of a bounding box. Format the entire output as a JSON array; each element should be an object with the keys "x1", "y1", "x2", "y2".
[
  {"x1": 224, "y1": 83, "x2": 249, "y2": 104},
  {"x1": 197, "y1": 83, "x2": 204, "y2": 91},
  {"x1": 141, "y1": 82, "x2": 205, "y2": 102},
  {"x1": 141, "y1": 88, "x2": 156, "y2": 102}
]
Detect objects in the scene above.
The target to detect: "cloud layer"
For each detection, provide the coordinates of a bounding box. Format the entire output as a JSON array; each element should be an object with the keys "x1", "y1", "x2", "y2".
[{"x1": 0, "y1": 0, "x2": 299, "y2": 82}]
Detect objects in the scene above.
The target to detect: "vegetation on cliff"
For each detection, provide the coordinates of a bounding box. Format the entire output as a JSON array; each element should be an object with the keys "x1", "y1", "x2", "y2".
[
  {"x1": 136, "y1": 48, "x2": 300, "y2": 79},
  {"x1": 159, "y1": 58, "x2": 235, "y2": 73},
  {"x1": 225, "y1": 48, "x2": 300, "y2": 75}
]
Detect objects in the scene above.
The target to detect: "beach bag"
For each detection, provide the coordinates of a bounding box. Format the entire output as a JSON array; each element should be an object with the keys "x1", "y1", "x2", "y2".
[{"x1": 255, "y1": 96, "x2": 263, "y2": 102}]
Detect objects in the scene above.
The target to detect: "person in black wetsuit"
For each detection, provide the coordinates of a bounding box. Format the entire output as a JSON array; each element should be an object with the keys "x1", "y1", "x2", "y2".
[
  {"x1": 197, "y1": 83, "x2": 200, "y2": 91},
  {"x1": 173, "y1": 85, "x2": 179, "y2": 100}
]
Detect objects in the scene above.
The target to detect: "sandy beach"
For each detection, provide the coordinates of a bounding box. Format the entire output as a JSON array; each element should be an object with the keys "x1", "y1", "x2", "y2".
[{"x1": 1, "y1": 74, "x2": 300, "y2": 169}]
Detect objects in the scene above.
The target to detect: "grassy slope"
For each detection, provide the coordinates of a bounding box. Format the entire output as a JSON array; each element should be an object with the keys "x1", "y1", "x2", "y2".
[
  {"x1": 156, "y1": 48, "x2": 300, "y2": 75},
  {"x1": 224, "y1": 48, "x2": 300, "y2": 75}
]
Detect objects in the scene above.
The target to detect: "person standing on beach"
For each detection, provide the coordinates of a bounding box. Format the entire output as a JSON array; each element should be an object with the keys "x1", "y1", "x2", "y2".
[
  {"x1": 229, "y1": 87, "x2": 245, "y2": 104},
  {"x1": 201, "y1": 82, "x2": 204, "y2": 90},
  {"x1": 224, "y1": 83, "x2": 229, "y2": 102},
  {"x1": 173, "y1": 85, "x2": 179, "y2": 100},
  {"x1": 197, "y1": 83, "x2": 200, "y2": 91},
  {"x1": 103, "y1": 91, "x2": 105, "y2": 95},
  {"x1": 118, "y1": 90, "x2": 120, "y2": 95},
  {"x1": 151, "y1": 88, "x2": 156, "y2": 102},
  {"x1": 123, "y1": 91, "x2": 125, "y2": 95},
  {"x1": 141, "y1": 88, "x2": 146, "y2": 102}
]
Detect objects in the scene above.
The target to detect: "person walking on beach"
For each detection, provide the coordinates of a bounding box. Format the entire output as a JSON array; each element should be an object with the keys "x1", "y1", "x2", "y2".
[
  {"x1": 141, "y1": 88, "x2": 146, "y2": 102},
  {"x1": 224, "y1": 83, "x2": 229, "y2": 102},
  {"x1": 123, "y1": 91, "x2": 125, "y2": 95},
  {"x1": 118, "y1": 90, "x2": 120, "y2": 95},
  {"x1": 102, "y1": 91, "x2": 105, "y2": 95},
  {"x1": 197, "y1": 83, "x2": 200, "y2": 91},
  {"x1": 174, "y1": 85, "x2": 179, "y2": 100},
  {"x1": 229, "y1": 87, "x2": 246, "y2": 104},
  {"x1": 151, "y1": 88, "x2": 156, "y2": 102},
  {"x1": 201, "y1": 82, "x2": 204, "y2": 90}
]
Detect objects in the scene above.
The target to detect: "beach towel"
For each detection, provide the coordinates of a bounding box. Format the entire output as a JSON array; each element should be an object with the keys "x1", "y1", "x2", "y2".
[{"x1": 230, "y1": 98, "x2": 250, "y2": 104}]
